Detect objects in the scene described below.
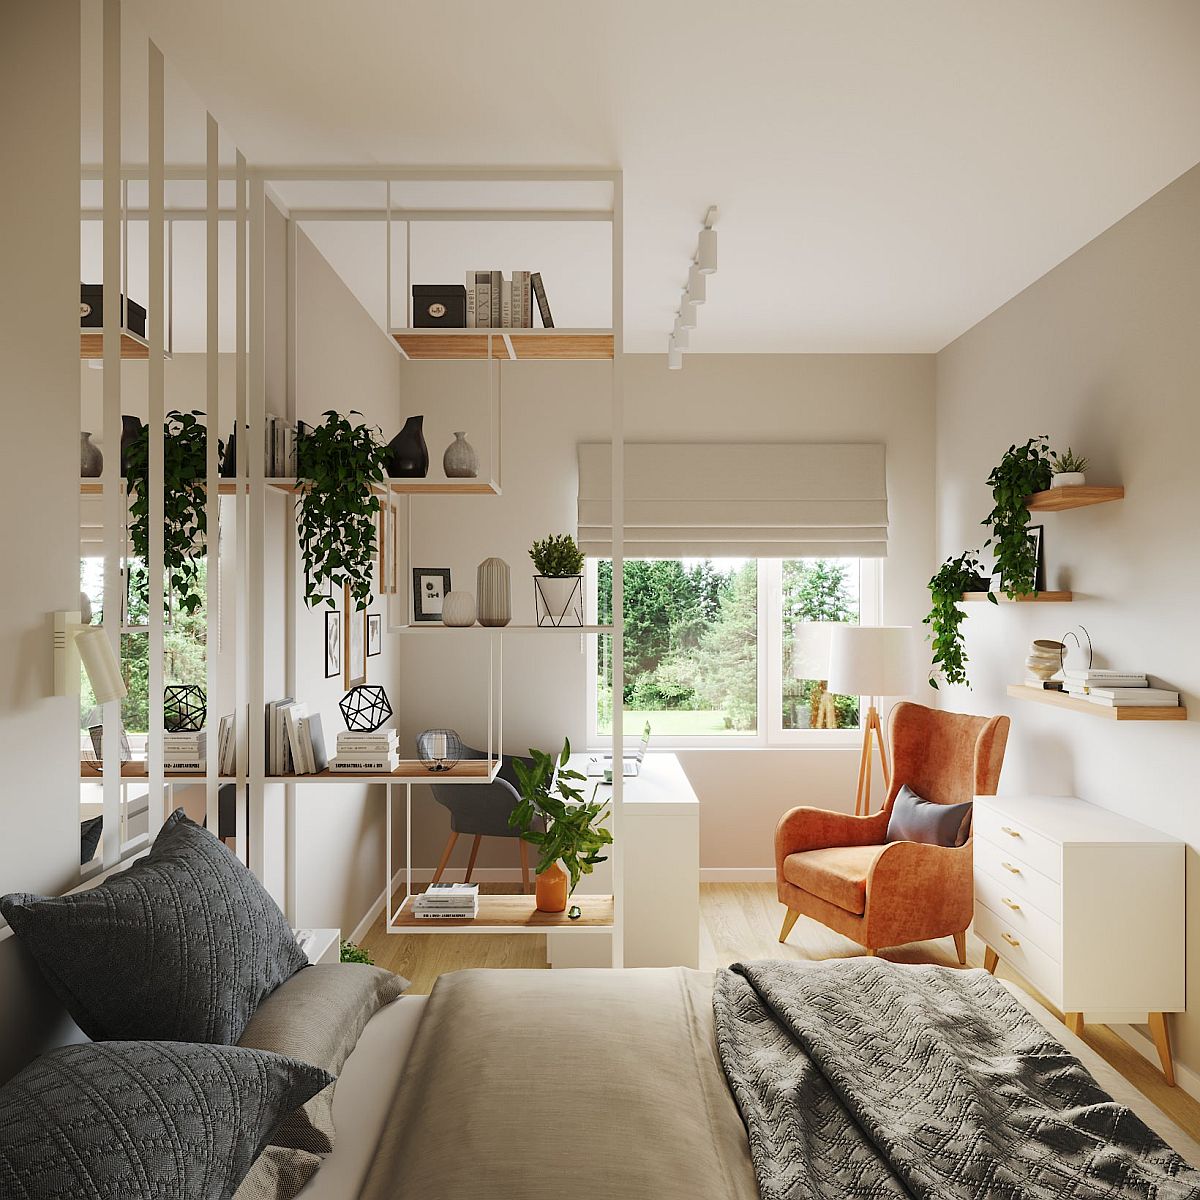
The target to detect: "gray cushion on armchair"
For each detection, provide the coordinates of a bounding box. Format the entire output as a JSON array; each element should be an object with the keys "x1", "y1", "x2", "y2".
[{"x1": 430, "y1": 745, "x2": 543, "y2": 838}]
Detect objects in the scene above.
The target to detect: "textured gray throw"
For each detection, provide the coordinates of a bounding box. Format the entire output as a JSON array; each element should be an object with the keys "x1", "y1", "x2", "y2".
[{"x1": 714, "y1": 959, "x2": 1200, "y2": 1200}]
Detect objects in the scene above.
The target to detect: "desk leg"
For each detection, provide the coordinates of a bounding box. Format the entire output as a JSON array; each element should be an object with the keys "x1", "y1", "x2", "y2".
[
  {"x1": 1149, "y1": 1012, "x2": 1176, "y2": 1087},
  {"x1": 983, "y1": 945, "x2": 999, "y2": 975}
]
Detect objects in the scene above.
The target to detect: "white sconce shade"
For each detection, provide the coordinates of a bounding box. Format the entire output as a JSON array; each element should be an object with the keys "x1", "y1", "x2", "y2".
[
  {"x1": 672, "y1": 319, "x2": 690, "y2": 349},
  {"x1": 667, "y1": 339, "x2": 683, "y2": 369},
  {"x1": 679, "y1": 297, "x2": 698, "y2": 328},
  {"x1": 697, "y1": 227, "x2": 717, "y2": 274},
  {"x1": 687, "y1": 264, "x2": 706, "y2": 304},
  {"x1": 54, "y1": 612, "x2": 127, "y2": 704},
  {"x1": 827, "y1": 625, "x2": 915, "y2": 698}
]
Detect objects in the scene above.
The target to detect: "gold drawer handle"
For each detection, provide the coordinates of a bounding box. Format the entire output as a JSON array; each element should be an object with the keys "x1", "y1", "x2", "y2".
[
  {"x1": 1001, "y1": 897, "x2": 1021, "y2": 912},
  {"x1": 1001, "y1": 932, "x2": 1021, "y2": 948},
  {"x1": 1000, "y1": 826, "x2": 1022, "y2": 838},
  {"x1": 1001, "y1": 861, "x2": 1022, "y2": 875}
]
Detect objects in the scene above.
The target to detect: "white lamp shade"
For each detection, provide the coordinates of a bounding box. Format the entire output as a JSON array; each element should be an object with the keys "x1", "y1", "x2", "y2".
[
  {"x1": 827, "y1": 625, "x2": 915, "y2": 698},
  {"x1": 667, "y1": 341, "x2": 683, "y2": 369},
  {"x1": 687, "y1": 264, "x2": 707, "y2": 304},
  {"x1": 697, "y1": 226, "x2": 717, "y2": 273},
  {"x1": 679, "y1": 297, "x2": 698, "y2": 328},
  {"x1": 791, "y1": 622, "x2": 835, "y2": 680},
  {"x1": 76, "y1": 626, "x2": 128, "y2": 704}
]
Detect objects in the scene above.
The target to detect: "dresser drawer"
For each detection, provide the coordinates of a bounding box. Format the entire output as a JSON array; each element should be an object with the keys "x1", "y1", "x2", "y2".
[
  {"x1": 974, "y1": 866, "x2": 1061, "y2": 962},
  {"x1": 974, "y1": 805, "x2": 1061, "y2": 882},
  {"x1": 975, "y1": 902, "x2": 1063, "y2": 1009},
  {"x1": 974, "y1": 837, "x2": 1061, "y2": 920}
]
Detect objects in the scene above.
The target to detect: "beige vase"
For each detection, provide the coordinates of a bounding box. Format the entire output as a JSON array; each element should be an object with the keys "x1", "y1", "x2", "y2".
[{"x1": 477, "y1": 556, "x2": 511, "y2": 627}]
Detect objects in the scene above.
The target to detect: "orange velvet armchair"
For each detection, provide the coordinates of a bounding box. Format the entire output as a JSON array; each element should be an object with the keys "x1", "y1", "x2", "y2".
[{"x1": 775, "y1": 701, "x2": 1010, "y2": 962}]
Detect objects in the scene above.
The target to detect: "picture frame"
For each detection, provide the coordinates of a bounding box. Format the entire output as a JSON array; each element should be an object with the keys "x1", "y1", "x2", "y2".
[
  {"x1": 344, "y1": 584, "x2": 367, "y2": 689},
  {"x1": 367, "y1": 612, "x2": 382, "y2": 657},
  {"x1": 412, "y1": 567, "x2": 451, "y2": 623},
  {"x1": 324, "y1": 608, "x2": 342, "y2": 679},
  {"x1": 1029, "y1": 524, "x2": 1045, "y2": 591}
]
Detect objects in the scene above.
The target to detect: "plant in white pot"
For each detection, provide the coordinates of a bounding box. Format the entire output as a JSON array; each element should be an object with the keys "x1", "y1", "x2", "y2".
[
  {"x1": 530, "y1": 533, "x2": 585, "y2": 627},
  {"x1": 1049, "y1": 447, "x2": 1088, "y2": 489}
]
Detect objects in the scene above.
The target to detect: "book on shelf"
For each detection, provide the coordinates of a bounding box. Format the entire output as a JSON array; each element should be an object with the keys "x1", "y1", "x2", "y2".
[
  {"x1": 301, "y1": 714, "x2": 328, "y2": 773},
  {"x1": 1023, "y1": 679, "x2": 1064, "y2": 690},
  {"x1": 329, "y1": 756, "x2": 400, "y2": 773},
  {"x1": 284, "y1": 703, "x2": 311, "y2": 775},
  {"x1": 462, "y1": 270, "x2": 540, "y2": 329},
  {"x1": 501, "y1": 278, "x2": 512, "y2": 328},
  {"x1": 412, "y1": 908, "x2": 478, "y2": 919},
  {"x1": 1086, "y1": 693, "x2": 1179, "y2": 708},
  {"x1": 1085, "y1": 686, "x2": 1179, "y2": 702},
  {"x1": 1063, "y1": 670, "x2": 1148, "y2": 685},
  {"x1": 164, "y1": 761, "x2": 205, "y2": 772},
  {"x1": 530, "y1": 271, "x2": 554, "y2": 328}
]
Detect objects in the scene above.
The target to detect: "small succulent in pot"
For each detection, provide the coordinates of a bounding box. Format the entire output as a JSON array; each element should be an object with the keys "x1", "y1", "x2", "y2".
[
  {"x1": 529, "y1": 534, "x2": 585, "y2": 577},
  {"x1": 529, "y1": 534, "x2": 585, "y2": 627},
  {"x1": 1049, "y1": 447, "x2": 1089, "y2": 488}
]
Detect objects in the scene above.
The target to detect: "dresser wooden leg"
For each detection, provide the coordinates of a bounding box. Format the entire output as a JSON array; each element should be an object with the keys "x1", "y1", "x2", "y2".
[
  {"x1": 983, "y1": 945, "x2": 999, "y2": 975},
  {"x1": 1065, "y1": 1012, "x2": 1085, "y2": 1036},
  {"x1": 778, "y1": 908, "x2": 800, "y2": 944},
  {"x1": 1149, "y1": 1012, "x2": 1176, "y2": 1087},
  {"x1": 952, "y1": 931, "x2": 967, "y2": 966}
]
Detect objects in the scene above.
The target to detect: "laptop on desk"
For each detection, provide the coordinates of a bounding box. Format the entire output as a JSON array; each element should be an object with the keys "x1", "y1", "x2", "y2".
[{"x1": 587, "y1": 722, "x2": 651, "y2": 778}]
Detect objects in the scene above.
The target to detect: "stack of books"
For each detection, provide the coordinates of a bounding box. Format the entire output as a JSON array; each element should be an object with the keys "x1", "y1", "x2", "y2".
[
  {"x1": 264, "y1": 699, "x2": 329, "y2": 775},
  {"x1": 163, "y1": 731, "x2": 205, "y2": 773},
  {"x1": 465, "y1": 270, "x2": 553, "y2": 329},
  {"x1": 413, "y1": 882, "x2": 479, "y2": 920},
  {"x1": 216, "y1": 714, "x2": 237, "y2": 776},
  {"x1": 1063, "y1": 670, "x2": 1180, "y2": 708},
  {"x1": 330, "y1": 729, "x2": 399, "y2": 774}
]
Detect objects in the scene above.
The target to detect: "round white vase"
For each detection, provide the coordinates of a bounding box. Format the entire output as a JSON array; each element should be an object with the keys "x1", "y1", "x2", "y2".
[
  {"x1": 441, "y1": 591, "x2": 477, "y2": 627},
  {"x1": 1050, "y1": 472, "x2": 1086, "y2": 488}
]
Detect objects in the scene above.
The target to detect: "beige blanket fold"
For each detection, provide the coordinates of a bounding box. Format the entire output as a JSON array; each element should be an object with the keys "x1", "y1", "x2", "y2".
[{"x1": 356, "y1": 967, "x2": 758, "y2": 1200}]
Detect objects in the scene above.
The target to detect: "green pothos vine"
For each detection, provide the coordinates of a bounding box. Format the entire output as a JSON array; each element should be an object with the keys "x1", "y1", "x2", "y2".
[
  {"x1": 982, "y1": 435, "x2": 1052, "y2": 598},
  {"x1": 295, "y1": 410, "x2": 390, "y2": 611},
  {"x1": 924, "y1": 550, "x2": 992, "y2": 689}
]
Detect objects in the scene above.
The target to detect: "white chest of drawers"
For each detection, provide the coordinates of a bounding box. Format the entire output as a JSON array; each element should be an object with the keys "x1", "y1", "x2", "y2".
[{"x1": 973, "y1": 794, "x2": 1184, "y2": 1083}]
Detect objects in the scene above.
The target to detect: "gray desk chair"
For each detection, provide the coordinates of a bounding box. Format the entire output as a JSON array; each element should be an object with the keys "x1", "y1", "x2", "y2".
[{"x1": 427, "y1": 746, "x2": 541, "y2": 893}]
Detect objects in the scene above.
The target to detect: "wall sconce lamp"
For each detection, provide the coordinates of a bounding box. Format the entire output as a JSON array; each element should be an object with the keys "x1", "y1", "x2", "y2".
[{"x1": 53, "y1": 611, "x2": 127, "y2": 704}]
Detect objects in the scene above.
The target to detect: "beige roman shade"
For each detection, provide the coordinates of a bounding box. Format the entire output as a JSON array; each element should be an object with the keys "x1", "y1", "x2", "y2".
[{"x1": 577, "y1": 442, "x2": 888, "y2": 558}]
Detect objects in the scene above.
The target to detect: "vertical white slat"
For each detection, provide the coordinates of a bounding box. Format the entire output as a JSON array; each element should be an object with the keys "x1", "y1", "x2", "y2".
[
  {"x1": 100, "y1": 0, "x2": 121, "y2": 870},
  {"x1": 234, "y1": 150, "x2": 249, "y2": 864},
  {"x1": 146, "y1": 41, "x2": 165, "y2": 840},
  {"x1": 204, "y1": 114, "x2": 221, "y2": 839},
  {"x1": 385, "y1": 181, "x2": 391, "y2": 332},
  {"x1": 284, "y1": 213, "x2": 299, "y2": 923},
  {"x1": 167, "y1": 220, "x2": 174, "y2": 357},
  {"x1": 609, "y1": 171, "x2": 624, "y2": 968},
  {"x1": 404, "y1": 219, "x2": 411, "y2": 328}
]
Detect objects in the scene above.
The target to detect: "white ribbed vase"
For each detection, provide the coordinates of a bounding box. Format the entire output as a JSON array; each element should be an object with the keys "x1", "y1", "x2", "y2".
[
  {"x1": 441, "y1": 591, "x2": 477, "y2": 627},
  {"x1": 476, "y1": 557, "x2": 511, "y2": 627}
]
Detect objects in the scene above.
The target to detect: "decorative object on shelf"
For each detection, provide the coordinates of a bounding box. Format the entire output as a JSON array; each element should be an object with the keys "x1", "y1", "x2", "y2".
[
  {"x1": 385, "y1": 415, "x2": 428, "y2": 478},
  {"x1": 80, "y1": 432, "x2": 103, "y2": 478},
  {"x1": 442, "y1": 431, "x2": 478, "y2": 478},
  {"x1": 344, "y1": 585, "x2": 366, "y2": 689},
  {"x1": 324, "y1": 609, "x2": 342, "y2": 679},
  {"x1": 530, "y1": 534, "x2": 585, "y2": 627},
  {"x1": 1059, "y1": 625, "x2": 1093, "y2": 675},
  {"x1": 982, "y1": 435, "x2": 1052, "y2": 598},
  {"x1": 417, "y1": 728, "x2": 463, "y2": 772},
  {"x1": 80, "y1": 283, "x2": 146, "y2": 338},
  {"x1": 412, "y1": 284, "x2": 466, "y2": 328},
  {"x1": 412, "y1": 568, "x2": 452, "y2": 623},
  {"x1": 339, "y1": 686, "x2": 393, "y2": 733},
  {"x1": 164, "y1": 684, "x2": 206, "y2": 733},
  {"x1": 508, "y1": 737, "x2": 612, "y2": 912},
  {"x1": 1025, "y1": 639, "x2": 1065, "y2": 683},
  {"x1": 83, "y1": 711, "x2": 134, "y2": 770},
  {"x1": 124, "y1": 410, "x2": 208, "y2": 616},
  {"x1": 366, "y1": 613, "x2": 382, "y2": 657},
  {"x1": 924, "y1": 550, "x2": 991, "y2": 688},
  {"x1": 1050, "y1": 447, "x2": 1089, "y2": 488},
  {"x1": 120, "y1": 414, "x2": 145, "y2": 478},
  {"x1": 476, "y1": 557, "x2": 511, "y2": 627},
  {"x1": 441, "y1": 591, "x2": 477, "y2": 627}
]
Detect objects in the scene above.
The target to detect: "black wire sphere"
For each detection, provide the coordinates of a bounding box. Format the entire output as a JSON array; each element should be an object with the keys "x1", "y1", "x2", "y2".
[
  {"x1": 417, "y1": 728, "x2": 463, "y2": 772},
  {"x1": 164, "y1": 684, "x2": 206, "y2": 733},
  {"x1": 339, "y1": 686, "x2": 393, "y2": 732}
]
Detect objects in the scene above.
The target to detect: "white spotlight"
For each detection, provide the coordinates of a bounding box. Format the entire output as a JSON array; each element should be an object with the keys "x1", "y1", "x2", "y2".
[
  {"x1": 673, "y1": 319, "x2": 690, "y2": 349},
  {"x1": 53, "y1": 611, "x2": 128, "y2": 703},
  {"x1": 697, "y1": 227, "x2": 717, "y2": 275},
  {"x1": 687, "y1": 264, "x2": 706, "y2": 304},
  {"x1": 667, "y1": 339, "x2": 683, "y2": 370},
  {"x1": 679, "y1": 297, "x2": 698, "y2": 328}
]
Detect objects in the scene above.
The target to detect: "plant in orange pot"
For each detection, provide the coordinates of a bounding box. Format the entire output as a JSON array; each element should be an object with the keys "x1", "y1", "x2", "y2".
[{"x1": 509, "y1": 738, "x2": 612, "y2": 914}]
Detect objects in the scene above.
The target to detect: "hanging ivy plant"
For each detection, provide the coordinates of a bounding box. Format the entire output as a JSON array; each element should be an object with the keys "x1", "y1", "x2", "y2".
[
  {"x1": 295, "y1": 410, "x2": 390, "y2": 611},
  {"x1": 924, "y1": 550, "x2": 992, "y2": 689},
  {"x1": 982, "y1": 435, "x2": 1052, "y2": 598},
  {"x1": 125, "y1": 410, "x2": 208, "y2": 616}
]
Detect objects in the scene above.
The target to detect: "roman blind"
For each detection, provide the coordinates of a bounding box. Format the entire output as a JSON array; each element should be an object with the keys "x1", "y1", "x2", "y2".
[{"x1": 577, "y1": 442, "x2": 888, "y2": 558}]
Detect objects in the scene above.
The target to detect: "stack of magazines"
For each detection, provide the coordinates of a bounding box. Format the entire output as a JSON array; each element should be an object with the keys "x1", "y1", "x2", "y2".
[
  {"x1": 331, "y1": 729, "x2": 399, "y2": 773},
  {"x1": 1063, "y1": 670, "x2": 1180, "y2": 708},
  {"x1": 413, "y1": 882, "x2": 479, "y2": 920}
]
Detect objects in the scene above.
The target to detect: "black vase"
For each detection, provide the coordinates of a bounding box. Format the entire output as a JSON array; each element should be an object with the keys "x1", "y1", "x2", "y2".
[
  {"x1": 120, "y1": 415, "x2": 145, "y2": 478},
  {"x1": 386, "y1": 415, "x2": 428, "y2": 478}
]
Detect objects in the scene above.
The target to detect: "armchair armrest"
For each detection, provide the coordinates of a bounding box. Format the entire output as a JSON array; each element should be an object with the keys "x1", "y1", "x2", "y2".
[
  {"x1": 864, "y1": 839, "x2": 974, "y2": 945},
  {"x1": 774, "y1": 806, "x2": 890, "y2": 876}
]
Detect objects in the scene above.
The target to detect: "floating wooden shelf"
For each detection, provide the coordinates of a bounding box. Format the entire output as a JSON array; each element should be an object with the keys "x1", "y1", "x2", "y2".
[
  {"x1": 80, "y1": 329, "x2": 152, "y2": 359},
  {"x1": 389, "y1": 892, "x2": 614, "y2": 933},
  {"x1": 1026, "y1": 485, "x2": 1124, "y2": 511},
  {"x1": 1007, "y1": 684, "x2": 1186, "y2": 721},
  {"x1": 80, "y1": 763, "x2": 229, "y2": 781},
  {"x1": 391, "y1": 328, "x2": 613, "y2": 361},
  {"x1": 268, "y1": 759, "x2": 501, "y2": 784},
  {"x1": 961, "y1": 591, "x2": 1073, "y2": 603},
  {"x1": 387, "y1": 479, "x2": 501, "y2": 495}
]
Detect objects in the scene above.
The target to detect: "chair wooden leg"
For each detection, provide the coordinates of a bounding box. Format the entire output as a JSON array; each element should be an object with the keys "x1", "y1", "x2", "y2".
[
  {"x1": 464, "y1": 835, "x2": 482, "y2": 884},
  {"x1": 778, "y1": 908, "x2": 800, "y2": 944},
  {"x1": 1149, "y1": 1012, "x2": 1176, "y2": 1087},
  {"x1": 518, "y1": 839, "x2": 531, "y2": 894},
  {"x1": 952, "y1": 931, "x2": 967, "y2": 966},
  {"x1": 983, "y1": 945, "x2": 999, "y2": 975},
  {"x1": 1065, "y1": 1012, "x2": 1085, "y2": 1036},
  {"x1": 430, "y1": 831, "x2": 459, "y2": 887}
]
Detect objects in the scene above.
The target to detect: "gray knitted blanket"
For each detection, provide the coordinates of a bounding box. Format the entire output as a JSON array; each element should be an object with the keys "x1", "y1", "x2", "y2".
[{"x1": 713, "y1": 959, "x2": 1200, "y2": 1199}]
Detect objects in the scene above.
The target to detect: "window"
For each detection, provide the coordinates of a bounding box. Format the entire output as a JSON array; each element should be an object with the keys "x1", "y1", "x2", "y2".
[{"x1": 588, "y1": 557, "x2": 880, "y2": 747}]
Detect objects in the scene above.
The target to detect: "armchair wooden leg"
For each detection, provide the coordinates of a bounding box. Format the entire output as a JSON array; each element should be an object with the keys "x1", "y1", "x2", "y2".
[
  {"x1": 983, "y1": 945, "x2": 999, "y2": 975},
  {"x1": 430, "y1": 831, "x2": 459, "y2": 887},
  {"x1": 518, "y1": 839, "x2": 531, "y2": 894},
  {"x1": 1149, "y1": 1012, "x2": 1176, "y2": 1087},
  {"x1": 865, "y1": 948, "x2": 877, "y2": 957},
  {"x1": 1065, "y1": 1012, "x2": 1084, "y2": 1036},
  {"x1": 952, "y1": 931, "x2": 967, "y2": 966},
  {"x1": 464, "y1": 835, "x2": 482, "y2": 884},
  {"x1": 778, "y1": 908, "x2": 800, "y2": 944}
]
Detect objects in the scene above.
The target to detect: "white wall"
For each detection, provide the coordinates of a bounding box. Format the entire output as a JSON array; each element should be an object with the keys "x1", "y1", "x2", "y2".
[
  {"x1": 935, "y1": 162, "x2": 1200, "y2": 1079},
  {"x1": 395, "y1": 353, "x2": 936, "y2": 872}
]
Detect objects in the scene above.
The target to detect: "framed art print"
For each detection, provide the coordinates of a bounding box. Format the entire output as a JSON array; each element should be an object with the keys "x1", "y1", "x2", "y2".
[
  {"x1": 324, "y1": 609, "x2": 342, "y2": 679},
  {"x1": 367, "y1": 612, "x2": 382, "y2": 656},
  {"x1": 412, "y1": 568, "x2": 451, "y2": 623},
  {"x1": 344, "y1": 584, "x2": 367, "y2": 689}
]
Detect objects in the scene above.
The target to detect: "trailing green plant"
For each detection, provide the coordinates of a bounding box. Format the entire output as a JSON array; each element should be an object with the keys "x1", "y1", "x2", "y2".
[
  {"x1": 982, "y1": 435, "x2": 1052, "y2": 599},
  {"x1": 339, "y1": 939, "x2": 374, "y2": 965},
  {"x1": 295, "y1": 411, "x2": 390, "y2": 610},
  {"x1": 529, "y1": 533, "x2": 585, "y2": 577},
  {"x1": 509, "y1": 738, "x2": 613, "y2": 892},
  {"x1": 125, "y1": 410, "x2": 208, "y2": 616},
  {"x1": 924, "y1": 550, "x2": 992, "y2": 689},
  {"x1": 1050, "y1": 447, "x2": 1089, "y2": 475}
]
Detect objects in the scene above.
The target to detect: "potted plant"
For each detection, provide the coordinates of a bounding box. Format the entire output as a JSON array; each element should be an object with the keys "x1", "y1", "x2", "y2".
[
  {"x1": 982, "y1": 435, "x2": 1052, "y2": 598},
  {"x1": 1049, "y1": 447, "x2": 1088, "y2": 488},
  {"x1": 924, "y1": 550, "x2": 992, "y2": 689},
  {"x1": 529, "y1": 533, "x2": 585, "y2": 627},
  {"x1": 509, "y1": 738, "x2": 613, "y2": 913}
]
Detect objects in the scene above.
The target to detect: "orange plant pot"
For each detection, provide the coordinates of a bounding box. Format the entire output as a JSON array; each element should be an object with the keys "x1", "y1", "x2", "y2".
[{"x1": 535, "y1": 860, "x2": 569, "y2": 913}]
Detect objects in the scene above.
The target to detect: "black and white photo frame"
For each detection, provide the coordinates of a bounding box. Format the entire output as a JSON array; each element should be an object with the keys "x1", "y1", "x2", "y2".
[
  {"x1": 367, "y1": 612, "x2": 382, "y2": 657},
  {"x1": 412, "y1": 568, "x2": 452, "y2": 623},
  {"x1": 324, "y1": 609, "x2": 342, "y2": 679}
]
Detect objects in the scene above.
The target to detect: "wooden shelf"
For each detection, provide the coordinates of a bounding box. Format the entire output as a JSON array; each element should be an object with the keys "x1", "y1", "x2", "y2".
[
  {"x1": 81, "y1": 763, "x2": 227, "y2": 780},
  {"x1": 389, "y1": 892, "x2": 614, "y2": 933},
  {"x1": 1007, "y1": 684, "x2": 1186, "y2": 721},
  {"x1": 80, "y1": 329, "x2": 151, "y2": 360},
  {"x1": 391, "y1": 328, "x2": 613, "y2": 361},
  {"x1": 387, "y1": 479, "x2": 501, "y2": 495},
  {"x1": 1026, "y1": 485, "x2": 1124, "y2": 511},
  {"x1": 269, "y1": 759, "x2": 501, "y2": 784},
  {"x1": 402, "y1": 623, "x2": 612, "y2": 634},
  {"x1": 961, "y1": 591, "x2": 1073, "y2": 603}
]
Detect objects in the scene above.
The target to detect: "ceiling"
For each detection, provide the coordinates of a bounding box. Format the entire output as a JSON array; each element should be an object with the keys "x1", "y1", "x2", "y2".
[{"x1": 122, "y1": 0, "x2": 1200, "y2": 354}]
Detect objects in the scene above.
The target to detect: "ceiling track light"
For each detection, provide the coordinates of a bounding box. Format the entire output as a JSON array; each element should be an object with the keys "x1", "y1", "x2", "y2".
[
  {"x1": 679, "y1": 297, "x2": 698, "y2": 328},
  {"x1": 673, "y1": 320, "x2": 690, "y2": 349},
  {"x1": 663, "y1": 205, "x2": 718, "y2": 370},
  {"x1": 687, "y1": 264, "x2": 706, "y2": 304},
  {"x1": 667, "y1": 338, "x2": 683, "y2": 370}
]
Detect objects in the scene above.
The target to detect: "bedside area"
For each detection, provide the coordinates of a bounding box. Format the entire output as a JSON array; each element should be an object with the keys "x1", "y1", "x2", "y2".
[{"x1": 974, "y1": 794, "x2": 1185, "y2": 1083}]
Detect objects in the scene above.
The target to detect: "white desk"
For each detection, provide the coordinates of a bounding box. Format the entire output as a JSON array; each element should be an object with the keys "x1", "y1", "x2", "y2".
[{"x1": 549, "y1": 753, "x2": 699, "y2": 969}]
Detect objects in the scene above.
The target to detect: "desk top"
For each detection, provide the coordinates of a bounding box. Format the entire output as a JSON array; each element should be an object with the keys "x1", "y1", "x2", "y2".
[{"x1": 568, "y1": 752, "x2": 699, "y2": 811}]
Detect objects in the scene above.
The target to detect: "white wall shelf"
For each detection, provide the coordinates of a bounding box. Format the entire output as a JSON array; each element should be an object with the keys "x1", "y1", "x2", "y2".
[{"x1": 1006, "y1": 684, "x2": 1186, "y2": 722}]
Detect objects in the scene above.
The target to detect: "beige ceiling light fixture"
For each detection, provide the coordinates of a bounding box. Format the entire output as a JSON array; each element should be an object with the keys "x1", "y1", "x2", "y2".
[{"x1": 668, "y1": 205, "x2": 718, "y2": 370}]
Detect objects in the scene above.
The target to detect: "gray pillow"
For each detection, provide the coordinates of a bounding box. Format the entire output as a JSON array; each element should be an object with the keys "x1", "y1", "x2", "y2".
[
  {"x1": 238, "y1": 962, "x2": 410, "y2": 1153},
  {"x1": 885, "y1": 784, "x2": 973, "y2": 847},
  {"x1": 0, "y1": 808, "x2": 308, "y2": 1044},
  {"x1": 0, "y1": 1040, "x2": 332, "y2": 1200}
]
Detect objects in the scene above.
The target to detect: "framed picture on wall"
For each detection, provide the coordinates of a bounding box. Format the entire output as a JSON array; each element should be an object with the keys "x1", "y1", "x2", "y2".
[
  {"x1": 344, "y1": 584, "x2": 367, "y2": 689},
  {"x1": 367, "y1": 613, "x2": 382, "y2": 657},
  {"x1": 324, "y1": 609, "x2": 342, "y2": 679},
  {"x1": 412, "y1": 568, "x2": 451, "y2": 623}
]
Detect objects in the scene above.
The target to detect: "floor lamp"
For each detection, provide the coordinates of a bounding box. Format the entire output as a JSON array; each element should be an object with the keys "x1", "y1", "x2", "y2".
[{"x1": 827, "y1": 626, "x2": 915, "y2": 817}]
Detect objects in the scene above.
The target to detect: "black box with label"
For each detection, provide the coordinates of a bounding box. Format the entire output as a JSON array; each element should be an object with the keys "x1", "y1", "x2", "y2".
[
  {"x1": 80, "y1": 283, "x2": 147, "y2": 337},
  {"x1": 412, "y1": 284, "x2": 466, "y2": 328}
]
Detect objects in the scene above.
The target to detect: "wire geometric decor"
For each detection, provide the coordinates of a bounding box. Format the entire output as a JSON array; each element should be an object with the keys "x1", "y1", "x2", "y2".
[
  {"x1": 340, "y1": 685, "x2": 393, "y2": 732},
  {"x1": 164, "y1": 684, "x2": 206, "y2": 732}
]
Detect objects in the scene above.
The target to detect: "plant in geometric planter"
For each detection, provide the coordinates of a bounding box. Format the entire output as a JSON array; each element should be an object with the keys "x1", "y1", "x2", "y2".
[
  {"x1": 529, "y1": 534, "x2": 585, "y2": 628},
  {"x1": 164, "y1": 684, "x2": 206, "y2": 732}
]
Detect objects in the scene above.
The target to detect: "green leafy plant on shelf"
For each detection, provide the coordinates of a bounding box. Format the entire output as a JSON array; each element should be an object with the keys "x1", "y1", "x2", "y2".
[
  {"x1": 340, "y1": 939, "x2": 374, "y2": 965},
  {"x1": 529, "y1": 533, "x2": 585, "y2": 577},
  {"x1": 125, "y1": 410, "x2": 208, "y2": 616},
  {"x1": 509, "y1": 738, "x2": 613, "y2": 893},
  {"x1": 924, "y1": 550, "x2": 992, "y2": 689},
  {"x1": 1051, "y1": 447, "x2": 1089, "y2": 475},
  {"x1": 982, "y1": 435, "x2": 1052, "y2": 599},
  {"x1": 294, "y1": 411, "x2": 390, "y2": 610}
]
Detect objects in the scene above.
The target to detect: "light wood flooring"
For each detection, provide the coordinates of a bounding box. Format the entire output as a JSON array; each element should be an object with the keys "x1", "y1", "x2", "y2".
[{"x1": 360, "y1": 881, "x2": 1200, "y2": 1140}]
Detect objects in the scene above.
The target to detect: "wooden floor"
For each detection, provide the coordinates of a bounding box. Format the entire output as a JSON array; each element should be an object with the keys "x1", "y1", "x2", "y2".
[{"x1": 360, "y1": 881, "x2": 1200, "y2": 1140}]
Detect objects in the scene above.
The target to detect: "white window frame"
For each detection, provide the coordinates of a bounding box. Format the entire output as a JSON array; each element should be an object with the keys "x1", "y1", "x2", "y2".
[{"x1": 585, "y1": 557, "x2": 882, "y2": 751}]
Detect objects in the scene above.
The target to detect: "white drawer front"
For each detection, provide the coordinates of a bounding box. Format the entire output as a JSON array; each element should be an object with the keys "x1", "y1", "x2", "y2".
[
  {"x1": 974, "y1": 866, "x2": 1061, "y2": 962},
  {"x1": 975, "y1": 902, "x2": 1063, "y2": 1009},
  {"x1": 974, "y1": 837, "x2": 1062, "y2": 919},
  {"x1": 974, "y1": 805, "x2": 1061, "y2": 881}
]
